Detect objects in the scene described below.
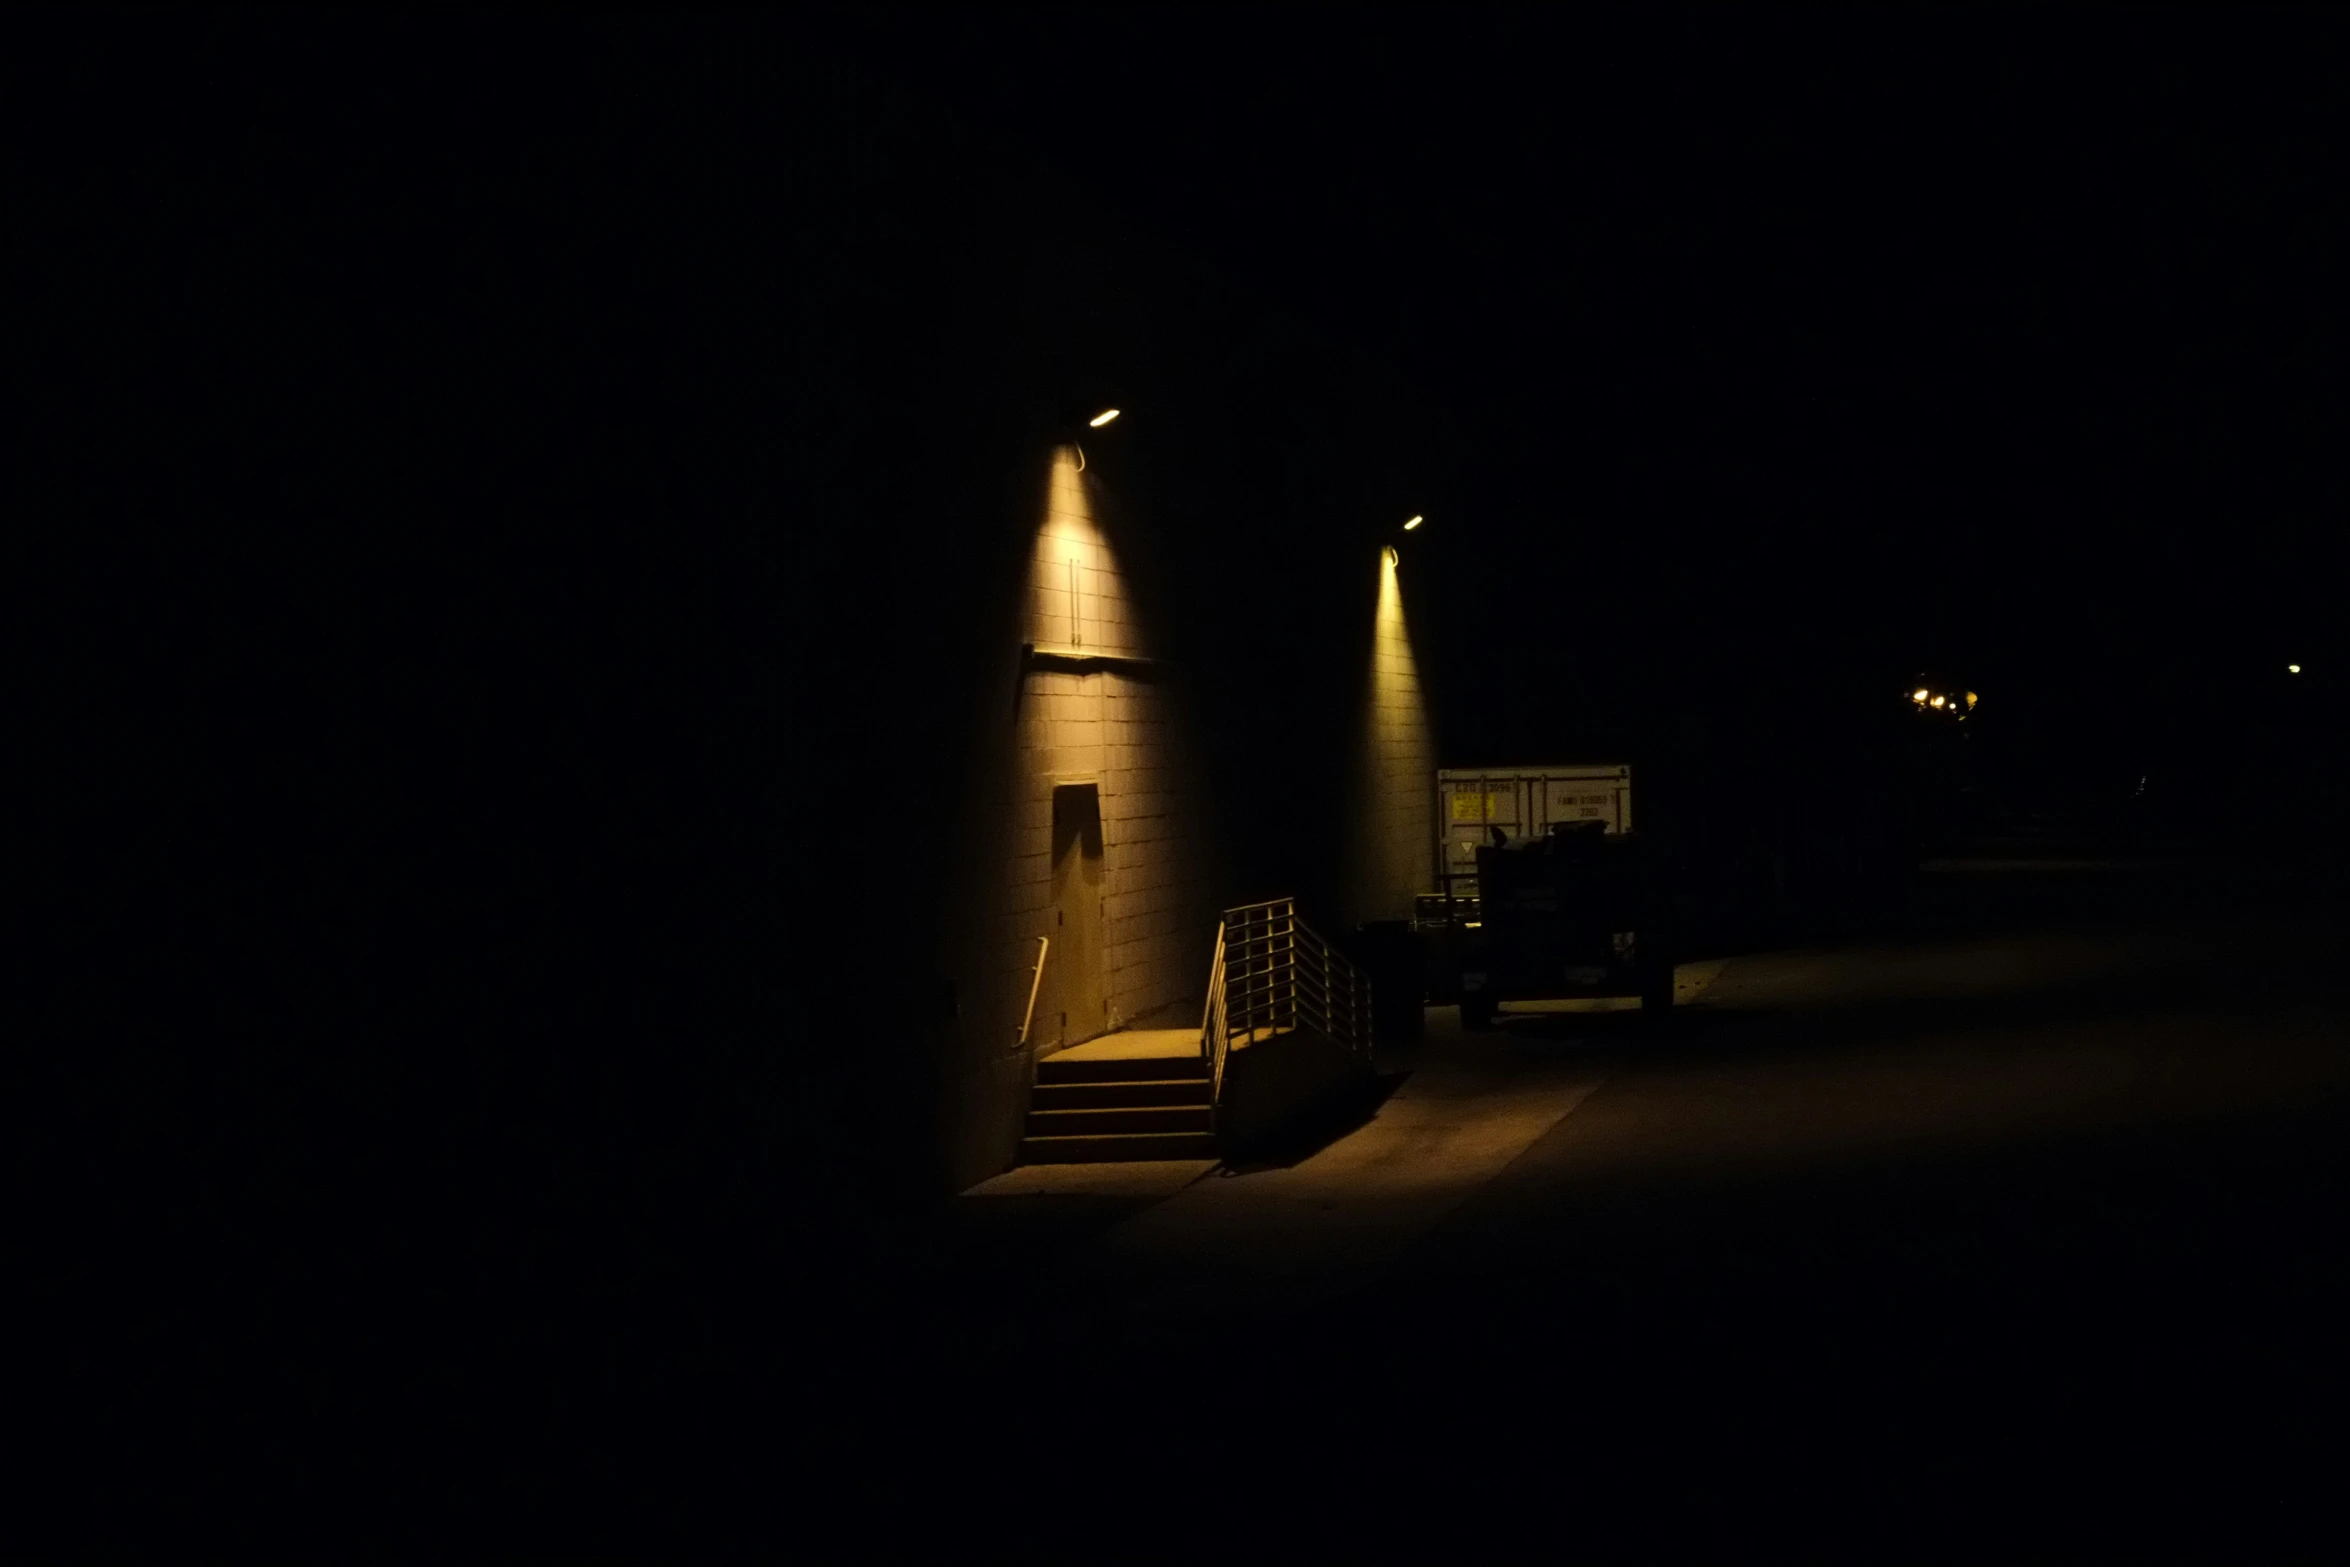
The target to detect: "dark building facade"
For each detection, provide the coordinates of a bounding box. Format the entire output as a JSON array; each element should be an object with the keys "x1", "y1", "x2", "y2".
[{"x1": 30, "y1": 15, "x2": 1924, "y2": 1297}]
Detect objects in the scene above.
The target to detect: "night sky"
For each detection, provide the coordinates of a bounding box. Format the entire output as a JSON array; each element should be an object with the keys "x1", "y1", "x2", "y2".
[
  {"x1": 837, "y1": 5, "x2": 2346, "y2": 784},
  {"x1": 30, "y1": 7, "x2": 2342, "y2": 839}
]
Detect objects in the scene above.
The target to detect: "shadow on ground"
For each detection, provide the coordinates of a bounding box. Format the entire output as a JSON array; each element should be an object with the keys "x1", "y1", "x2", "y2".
[{"x1": 1218, "y1": 1068, "x2": 1413, "y2": 1174}]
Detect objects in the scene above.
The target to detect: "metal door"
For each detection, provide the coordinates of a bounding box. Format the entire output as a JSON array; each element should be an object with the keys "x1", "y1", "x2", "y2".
[{"x1": 1041, "y1": 783, "x2": 1108, "y2": 1047}]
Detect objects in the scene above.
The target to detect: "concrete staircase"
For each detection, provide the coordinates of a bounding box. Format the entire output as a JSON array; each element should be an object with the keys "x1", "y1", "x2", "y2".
[{"x1": 1020, "y1": 1028, "x2": 1218, "y2": 1163}]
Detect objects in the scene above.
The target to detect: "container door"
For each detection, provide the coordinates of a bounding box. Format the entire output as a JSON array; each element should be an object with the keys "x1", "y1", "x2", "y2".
[
  {"x1": 1543, "y1": 773, "x2": 1629, "y2": 834},
  {"x1": 1440, "y1": 773, "x2": 1522, "y2": 897}
]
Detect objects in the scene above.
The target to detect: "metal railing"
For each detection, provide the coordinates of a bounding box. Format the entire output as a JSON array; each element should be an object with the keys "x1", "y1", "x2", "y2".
[
  {"x1": 1017, "y1": 935, "x2": 1050, "y2": 1047},
  {"x1": 1199, "y1": 898, "x2": 1374, "y2": 1119},
  {"x1": 1198, "y1": 921, "x2": 1231, "y2": 1107}
]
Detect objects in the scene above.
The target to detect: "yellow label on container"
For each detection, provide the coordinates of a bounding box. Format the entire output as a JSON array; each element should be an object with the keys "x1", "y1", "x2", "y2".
[{"x1": 1450, "y1": 791, "x2": 1497, "y2": 822}]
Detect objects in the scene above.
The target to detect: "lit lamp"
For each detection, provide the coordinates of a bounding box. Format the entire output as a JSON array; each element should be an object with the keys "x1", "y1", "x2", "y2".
[
  {"x1": 1387, "y1": 515, "x2": 1426, "y2": 563},
  {"x1": 1382, "y1": 514, "x2": 1425, "y2": 567},
  {"x1": 1906, "y1": 681, "x2": 1978, "y2": 718},
  {"x1": 1069, "y1": 406, "x2": 1123, "y2": 471}
]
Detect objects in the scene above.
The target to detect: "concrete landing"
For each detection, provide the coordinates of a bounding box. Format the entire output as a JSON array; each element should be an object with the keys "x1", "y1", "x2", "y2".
[
  {"x1": 1049, "y1": 1028, "x2": 1199, "y2": 1063},
  {"x1": 1048, "y1": 1023, "x2": 1295, "y2": 1064}
]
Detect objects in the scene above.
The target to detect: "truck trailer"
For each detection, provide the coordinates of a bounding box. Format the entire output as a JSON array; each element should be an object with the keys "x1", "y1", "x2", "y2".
[{"x1": 1418, "y1": 765, "x2": 1673, "y2": 1028}]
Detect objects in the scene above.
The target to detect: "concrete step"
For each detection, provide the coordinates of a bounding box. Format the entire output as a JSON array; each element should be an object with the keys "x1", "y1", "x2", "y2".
[
  {"x1": 1025, "y1": 1105, "x2": 1214, "y2": 1136},
  {"x1": 1019, "y1": 1130, "x2": 1221, "y2": 1164},
  {"x1": 1032, "y1": 1078, "x2": 1214, "y2": 1110},
  {"x1": 1037, "y1": 1054, "x2": 1207, "y2": 1085}
]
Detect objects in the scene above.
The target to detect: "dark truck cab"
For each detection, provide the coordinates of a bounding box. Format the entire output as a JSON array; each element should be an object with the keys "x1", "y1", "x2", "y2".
[{"x1": 1422, "y1": 820, "x2": 1674, "y2": 1029}]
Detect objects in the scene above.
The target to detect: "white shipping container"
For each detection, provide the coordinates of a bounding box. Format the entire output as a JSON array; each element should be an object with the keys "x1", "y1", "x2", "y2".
[{"x1": 1434, "y1": 764, "x2": 1633, "y2": 897}]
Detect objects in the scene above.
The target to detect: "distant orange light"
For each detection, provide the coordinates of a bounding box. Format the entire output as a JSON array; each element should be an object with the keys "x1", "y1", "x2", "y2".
[
  {"x1": 1930, "y1": 694, "x2": 1946, "y2": 708},
  {"x1": 1088, "y1": 408, "x2": 1121, "y2": 428},
  {"x1": 1912, "y1": 688, "x2": 1929, "y2": 703}
]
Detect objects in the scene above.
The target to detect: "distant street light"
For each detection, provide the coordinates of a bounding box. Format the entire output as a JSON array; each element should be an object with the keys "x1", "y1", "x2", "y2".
[
  {"x1": 1088, "y1": 408, "x2": 1121, "y2": 428},
  {"x1": 1907, "y1": 679, "x2": 1976, "y2": 718},
  {"x1": 1403, "y1": 515, "x2": 1424, "y2": 531},
  {"x1": 2289, "y1": 663, "x2": 2302, "y2": 674}
]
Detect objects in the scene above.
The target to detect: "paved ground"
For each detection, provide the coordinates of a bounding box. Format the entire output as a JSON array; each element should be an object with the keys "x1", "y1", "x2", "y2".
[
  {"x1": 875, "y1": 852, "x2": 2350, "y2": 1560},
  {"x1": 960, "y1": 963, "x2": 1723, "y2": 1334},
  {"x1": 75, "y1": 850, "x2": 2348, "y2": 1556}
]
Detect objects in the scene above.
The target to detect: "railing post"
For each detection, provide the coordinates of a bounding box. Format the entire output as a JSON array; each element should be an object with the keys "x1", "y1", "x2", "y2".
[
  {"x1": 1285, "y1": 901, "x2": 1298, "y2": 1033},
  {"x1": 1212, "y1": 898, "x2": 1381, "y2": 1065},
  {"x1": 1322, "y1": 940, "x2": 1332, "y2": 1043}
]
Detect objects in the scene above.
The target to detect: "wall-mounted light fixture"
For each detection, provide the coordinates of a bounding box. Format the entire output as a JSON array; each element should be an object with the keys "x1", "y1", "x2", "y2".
[{"x1": 1070, "y1": 406, "x2": 1123, "y2": 470}]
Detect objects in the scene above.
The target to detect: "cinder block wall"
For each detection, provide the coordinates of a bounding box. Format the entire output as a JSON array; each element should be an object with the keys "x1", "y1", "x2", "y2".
[
  {"x1": 1343, "y1": 551, "x2": 1437, "y2": 929},
  {"x1": 935, "y1": 447, "x2": 1217, "y2": 1190}
]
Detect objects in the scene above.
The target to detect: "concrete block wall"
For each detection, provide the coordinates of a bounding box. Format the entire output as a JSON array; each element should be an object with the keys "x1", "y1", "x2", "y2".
[
  {"x1": 1028, "y1": 450, "x2": 1136, "y2": 656},
  {"x1": 1017, "y1": 450, "x2": 1212, "y2": 1033},
  {"x1": 1345, "y1": 552, "x2": 1437, "y2": 928},
  {"x1": 936, "y1": 447, "x2": 1217, "y2": 1190},
  {"x1": 1094, "y1": 674, "x2": 1208, "y2": 1019}
]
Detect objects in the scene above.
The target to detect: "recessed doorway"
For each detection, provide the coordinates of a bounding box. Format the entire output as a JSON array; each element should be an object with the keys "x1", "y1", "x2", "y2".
[{"x1": 1041, "y1": 782, "x2": 1108, "y2": 1050}]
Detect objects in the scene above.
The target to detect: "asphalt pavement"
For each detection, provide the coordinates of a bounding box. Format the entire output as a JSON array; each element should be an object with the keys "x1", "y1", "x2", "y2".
[
  {"x1": 904, "y1": 851, "x2": 2350, "y2": 1561},
  {"x1": 72, "y1": 848, "x2": 2346, "y2": 1557}
]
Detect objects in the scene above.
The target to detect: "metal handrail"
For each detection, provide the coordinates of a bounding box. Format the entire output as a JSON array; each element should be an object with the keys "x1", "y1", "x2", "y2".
[
  {"x1": 1017, "y1": 935, "x2": 1050, "y2": 1046},
  {"x1": 1198, "y1": 897, "x2": 1374, "y2": 1126},
  {"x1": 1199, "y1": 922, "x2": 1230, "y2": 1111}
]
